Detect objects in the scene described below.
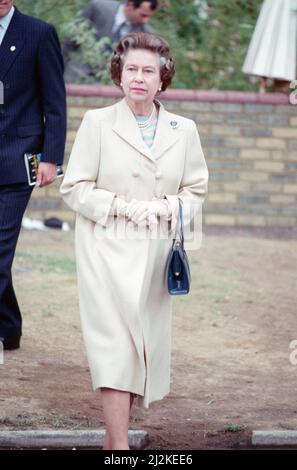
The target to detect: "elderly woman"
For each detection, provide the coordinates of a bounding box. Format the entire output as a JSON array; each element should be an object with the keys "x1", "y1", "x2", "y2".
[{"x1": 60, "y1": 32, "x2": 208, "y2": 450}]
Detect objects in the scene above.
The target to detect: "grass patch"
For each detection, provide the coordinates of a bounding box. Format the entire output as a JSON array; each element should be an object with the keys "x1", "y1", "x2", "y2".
[
  {"x1": 16, "y1": 251, "x2": 76, "y2": 274},
  {"x1": 224, "y1": 423, "x2": 246, "y2": 433},
  {"x1": 174, "y1": 264, "x2": 243, "y2": 314},
  {"x1": 0, "y1": 412, "x2": 90, "y2": 429}
]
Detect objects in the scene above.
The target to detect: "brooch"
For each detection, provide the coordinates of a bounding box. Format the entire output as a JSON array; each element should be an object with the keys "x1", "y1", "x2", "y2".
[{"x1": 170, "y1": 120, "x2": 179, "y2": 129}]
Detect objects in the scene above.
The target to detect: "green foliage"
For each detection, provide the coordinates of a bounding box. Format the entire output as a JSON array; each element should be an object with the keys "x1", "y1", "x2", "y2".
[
  {"x1": 152, "y1": 0, "x2": 205, "y2": 89},
  {"x1": 64, "y1": 19, "x2": 113, "y2": 84},
  {"x1": 154, "y1": 0, "x2": 263, "y2": 90},
  {"x1": 15, "y1": 0, "x2": 264, "y2": 90},
  {"x1": 16, "y1": 0, "x2": 112, "y2": 84},
  {"x1": 15, "y1": 0, "x2": 87, "y2": 40},
  {"x1": 224, "y1": 423, "x2": 246, "y2": 433},
  {"x1": 197, "y1": 0, "x2": 263, "y2": 90}
]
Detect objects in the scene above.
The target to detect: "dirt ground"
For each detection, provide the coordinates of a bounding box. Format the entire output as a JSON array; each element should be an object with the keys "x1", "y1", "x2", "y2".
[{"x1": 0, "y1": 225, "x2": 297, "y2": 450}]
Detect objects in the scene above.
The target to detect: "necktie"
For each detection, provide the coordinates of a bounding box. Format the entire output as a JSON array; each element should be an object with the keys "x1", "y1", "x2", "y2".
[{"x1": 113, "y1": 22, "x2": 132, "y2": 42}]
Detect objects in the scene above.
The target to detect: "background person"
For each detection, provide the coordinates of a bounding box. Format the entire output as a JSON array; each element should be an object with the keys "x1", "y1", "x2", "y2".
[{"x1": 83, "y1": 0, "x2": 158, "y2": 41}]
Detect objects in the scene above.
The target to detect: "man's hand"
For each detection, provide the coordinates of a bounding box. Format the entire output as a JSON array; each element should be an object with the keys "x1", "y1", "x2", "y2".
[{"x1": 36, "y1": 162, "x2": 57, "y2": 187}]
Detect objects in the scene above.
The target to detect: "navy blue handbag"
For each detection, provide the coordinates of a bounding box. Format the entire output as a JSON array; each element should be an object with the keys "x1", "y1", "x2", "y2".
[{"x1": 166, "y1": 200, "x2": 191, "y2": 295}]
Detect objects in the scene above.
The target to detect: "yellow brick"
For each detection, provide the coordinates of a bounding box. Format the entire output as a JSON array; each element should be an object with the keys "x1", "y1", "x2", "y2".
[
  {"x1": 253, "y1": 182, "x2": 282, "y2": 192},
  {"x1": 240, "y1": 171, "x2": 269, "y2": 182},
  {"x1": 197, "y1": 125, "x2": 210, "y2": 135},
  {"x1": 266, "y1": 216, "x2": 297, "y2": 227},
  {"x1": 290, "y1": 117, "x2": 297, "y2": 126},
  {"x1": 211, "y1": 125, "x2": 241, "y2": 136},
  {"x1": 240, "y1": 149, "x2": 270, "y2": 159},
  {"x1": 223, "y1": 181, "x2": 251, "y2": 192},
  {"x1": 270, "y1": 195, "x2": 296, "y2": 204},
  {"x1": 273, "y1": 128, "x2": 297, "y2": 138},
  {"x1": 208, "y1": 193, "x2": 237, "y2": 203},
  {"x1": 225, "y1": 137, "x2": 255, "y2": 148},
  {"x1": 271, "y1": 150, "x2": 293, "y2": 161},
  {"x1": 68, "y1": 107, "x2": 89, "y2": 119},
  {"x1": 284, "y1": 184, "x2": 297, "y2": 194},
  {"x1": 205, "y1": 215, "x2": 236, "y2": 225},
  {"x1": 237, "y1": 215, "x2": 266, "y2": 226},
  {"x1": 256, "y1": 138, "x2": 286, "y2": 149},
  {"x1": 254, "y1": 161, "x2": 285, "y2": 172}
]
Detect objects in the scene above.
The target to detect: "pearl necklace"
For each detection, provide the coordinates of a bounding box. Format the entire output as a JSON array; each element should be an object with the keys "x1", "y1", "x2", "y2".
[{"x1": 136, "y1": 105, "x2": 156, "y2": 129}]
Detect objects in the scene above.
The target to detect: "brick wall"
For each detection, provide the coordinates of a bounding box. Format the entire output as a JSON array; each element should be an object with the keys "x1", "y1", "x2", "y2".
[{"x1": 27, "y1": 85, "x2": 297, "y2": 228}]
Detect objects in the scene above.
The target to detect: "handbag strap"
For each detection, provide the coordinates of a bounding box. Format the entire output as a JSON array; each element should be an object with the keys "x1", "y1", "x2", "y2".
[{"x1": 173, "y1": 199, "x2": 185, "y2": 247}]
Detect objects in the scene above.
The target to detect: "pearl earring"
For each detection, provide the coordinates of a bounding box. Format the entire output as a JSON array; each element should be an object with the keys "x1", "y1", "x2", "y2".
[{"x1": 158, "y1": 86, "x2": 162, "y2": 91}]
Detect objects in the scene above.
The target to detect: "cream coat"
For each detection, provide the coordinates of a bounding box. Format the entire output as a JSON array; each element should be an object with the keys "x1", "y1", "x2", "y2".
[{"x1": 60, "y1": 98, "x2": 208, "y2": 408}]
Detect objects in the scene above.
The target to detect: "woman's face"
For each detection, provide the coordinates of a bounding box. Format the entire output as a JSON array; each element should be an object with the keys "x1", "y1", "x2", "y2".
[{"x1": 121, "y1": 49, "x2": 162, "y2": 108}]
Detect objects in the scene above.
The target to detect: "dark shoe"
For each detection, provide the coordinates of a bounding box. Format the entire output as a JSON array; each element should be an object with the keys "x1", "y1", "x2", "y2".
[{"x1": 0, "y1": 335, "x2": 21, "y2": 350}]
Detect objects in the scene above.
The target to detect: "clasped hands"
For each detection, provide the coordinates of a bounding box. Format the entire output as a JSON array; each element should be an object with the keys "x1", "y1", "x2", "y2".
[{"x1": 112, "y1": 197, "x2": 171, "y2": 230}]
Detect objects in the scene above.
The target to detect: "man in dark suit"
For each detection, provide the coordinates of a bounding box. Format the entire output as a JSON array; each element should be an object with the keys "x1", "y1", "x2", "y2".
[
  {"x1": 0, "y1": 1, "x2": 67, "y2": 350},
  {"x1": 64, "y1": 0, "x2": 158, "y2": 82},
  {"x1": 83, "y1": 0, "x2": 158, "y2": 41}
]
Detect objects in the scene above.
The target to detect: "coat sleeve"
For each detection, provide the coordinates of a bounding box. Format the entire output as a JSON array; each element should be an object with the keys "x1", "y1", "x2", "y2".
[
  {"x1": 165, "y1": 119, "x2": 209, "y2": 233},
  {"x1": 60, "y1": 111, "x2": 116, "y2": 226},
  {"x1": 37, "y1": 25, "x2": 67, "y2": 165}
]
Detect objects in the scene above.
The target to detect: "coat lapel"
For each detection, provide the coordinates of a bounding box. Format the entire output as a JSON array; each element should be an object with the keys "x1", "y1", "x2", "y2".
[
  {"x1": 151, "y1": 101, "x2": 180, "y2": 160},
  {"x1": 0, "y1": 8, "x2": 26, "y2": 81},
  {"x1": 112, "y1": 98, "x2": 155, "y2": 162},
  {"x1": 112, "y1": 99, "x2": 181, "y2": 162}
]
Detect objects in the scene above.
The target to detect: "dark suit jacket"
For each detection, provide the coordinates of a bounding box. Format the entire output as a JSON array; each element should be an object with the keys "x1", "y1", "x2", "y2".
[
  {"x1": 83, "y1": 0, "x2": 120, "y2": 40},
  {"x1": 0, "y1": 7, "x2": 67, "y2": 185}
]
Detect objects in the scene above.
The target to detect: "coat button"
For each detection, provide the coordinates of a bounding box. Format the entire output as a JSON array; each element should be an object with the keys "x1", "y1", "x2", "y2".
[
  {"x1": 155, "y1": 171, "x2": 162, "y2": 179},
  {"x1": 132, "y1": 170, "x2": 140, "y2": 177}
]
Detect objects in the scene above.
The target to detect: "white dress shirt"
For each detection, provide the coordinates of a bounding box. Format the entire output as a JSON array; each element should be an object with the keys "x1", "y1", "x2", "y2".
[
  {"x1": 111, "y1": 4, "x2": 133, "y2": 41},
  {"x1": 0, "y1": 5, "x2": 15, "y2": 46}
]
